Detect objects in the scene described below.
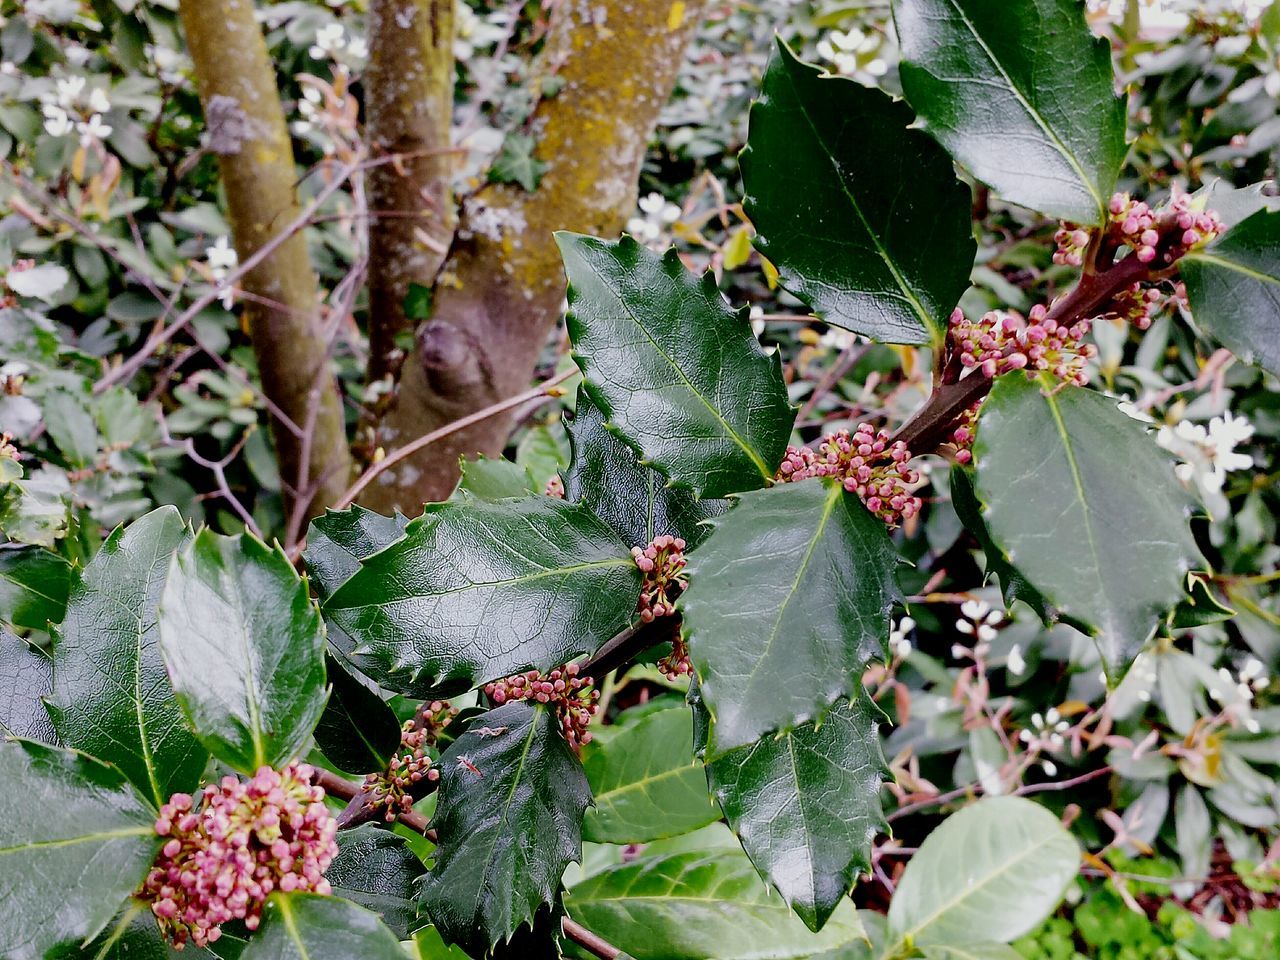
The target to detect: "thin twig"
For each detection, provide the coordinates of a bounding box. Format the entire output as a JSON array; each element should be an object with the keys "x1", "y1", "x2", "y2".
[{"x1": 561, "y1": 919, "x2": 621, "y2": 959}]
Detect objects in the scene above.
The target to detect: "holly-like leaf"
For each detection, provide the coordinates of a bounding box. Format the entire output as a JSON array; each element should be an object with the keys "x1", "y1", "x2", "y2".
[
  {"x1": 557, "y1": 233, "x2": 795, "y2": 498},
  {"x1": 0, "y1": 546, "x2": 71, "y2": 629},
  {"x1": 974, "y1": 377, "x2": 1200, "y2": 676},
  {"x1": 682, "y1": 481, "x2": 900, "y2": 757},
  {"x1": 456, "y1": 456, "x2": 536, "y2": 501},
  {"x1": 582, "y1": 706, "x2": 719, "y2": 844},
  {"x1": 324, "y1": 497, "x2": 641, "y2": 695},
  {"x1": 240, "y1": 893, "x2": 405, "y2": 960},
  {"x1": 47, "y1": 506, "x2": 206, "y2": 806},
  {"x1": 894, "y1": 0, "x2": 1127, "y2": 224},
  {"x1": 706, "y1": 692, "x2": 888, "y2": 932},
  {"x1": 885, "y1": 798, "x2": 1078, "y2": 949},
  {"x1": 59, "y1": 906, "x2": 191, "y2": 960},
  {"x1": 1182, "y1": 207, "x2": 1280, "y2": 377},
  {"x1": 0, "y1": 739, "x2": 161, "y2": 960},
  {"x1": 564, "y1": 387, "x2": 727, "y2": 550},
  {"x1": 741, "y1": 40, "x2": 974, "y2": 345},
  {"x1": 564, "y1": 850, "x2": 868, "y2": 960},
  {"x1": 329, "y1": 824, "x2": 424, "y2": 940},
  {"x1": 303, "y1": 505, "x2": 409, "y2": 601},
  {"x1": 158, "y1": 530, "x2": 328, "y2": 773},
  {"x1": 0, "y1": 629, "x2": 57, "y2": 743},
  {"x1": 312, "y1": 653, "x2": 402, "y2": 775},
  {"x1": 420, "y1": 701, "x2": 592, "y2": 955}
]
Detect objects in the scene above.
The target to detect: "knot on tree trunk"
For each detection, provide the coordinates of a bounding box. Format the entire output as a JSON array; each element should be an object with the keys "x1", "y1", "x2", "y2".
[{"x1": 417, "y1": 319, "x2": 494, "y2": 397}]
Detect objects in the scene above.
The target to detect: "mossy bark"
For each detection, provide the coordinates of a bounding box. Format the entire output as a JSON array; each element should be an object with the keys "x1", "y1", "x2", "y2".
[
  {"x1": 178, "y1": 0, "x2": 353, "y2": 523},
  {"x1": 361, "y1": 0, "x2": 708, "y2": 513}
]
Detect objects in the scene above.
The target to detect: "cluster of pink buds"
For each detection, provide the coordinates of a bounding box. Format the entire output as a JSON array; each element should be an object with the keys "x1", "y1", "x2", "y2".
[
  {"x1": 544, "y1": 474, "x2": 565, "y2": 498},
  {"x1": 484, "y1": 662, "x2": 599, "y2": 749},
  {"x1": 633, "y1": 535, "x2": 688, "y2": 622},
  {"x1": 1052, "y1": 226, "x2": 1091, "y2": 266},
  {"x1": 657, "y1": 635, "x2": 694, "y2": 682},
  {"x1": 363, "y1": 700, "x2": 455, "y2": 822},
  {"x1": 1105, "y1": 282, "x2": 1166, "y2": 331},
  {"x1": 141, "y1": 764, "x2": 338, "y2": 949},
  {"x1": 777, "y1": 424, "x2": 922, "y2": 526},
  {"x1": 949, "y1": 402, "x2": 982, "y2": 466},
  {"x1": 1107, "y1": 191, "x2": 1222, "y2": 266},
  {"x1": 950, "y1": 306, "x2": 1097, "y2": 387}
]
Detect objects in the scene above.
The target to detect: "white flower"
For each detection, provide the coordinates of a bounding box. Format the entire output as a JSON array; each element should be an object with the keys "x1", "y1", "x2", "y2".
[
  {"x1": 310, "y1": 22, "x2": 347, "y2": 58},
  {"x1": 1157, "y1": 411, "x2": 1254, "y2": 518},
  {"x1": 87, "y1": 87, "x2": 110, "y2": 114},
  {"x1": 749, "y1": 305, "x2": 765, "y2": 339},
  {"x1": 1006, "y1": 643, "x2": 1026, "y2": 676},
  {"x1": 42, "y1": 104, "x2": 73, "y2": 137},
  {"x1": 345, "y1": 36, "x2": 368, "y2": 60},
  {"x1": 64, "y1": 44, "x2": 90, "y2": 67},
  {"x1": 55, "y1": 75, "x2": 85, "y2": 108},
  {"x1": 205, "y1": 236, "x2": 238, "y2": 274},
  {"x1": 958, "y1": 599, "x2": 1001, "y2": 642},
  {"x1": 627, "y1": 193, "x2": 682, "y2": 249},
  {"x1": 639, "y1": 192, "x2": 681, "y2": 224},
  {"x1": 76, "y1": 113, "x2": 112, "y2": 146},
  {"x1": 889, "y1": 616, "x2": 915, "y2": 659},
  {"x1": 820, "y1": 326, "x2": 858, "y2": 352}
]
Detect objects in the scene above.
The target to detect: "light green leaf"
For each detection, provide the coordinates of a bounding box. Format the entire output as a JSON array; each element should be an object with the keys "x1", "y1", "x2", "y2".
[
  {"x1": 158, "y1": 530, "x2": 327, "y2": 772},
  {"x1": 456, "y1": 456, "x2": 536, "y2": 501},
  {"x1": 894, "y1": 0, "x2": 1127, "y2": 223},
  {"x1": 742, "y1": 40, "x2": 973, "y2": 345},
  {"x1": 682, "y1": 481, "x2": 899, "y2": 757},
  {"x1": 974, "y1": 377, "x2": 1200, "y2": 675},
  {"x1": 0, "y1": 739, "x2": 161, "y2": 960},
  {"x1": 0, "y1": 545, "x2": 72, "y2": 630},
  {"x1": 885, "y1": 797, "x2": 1078, "y2": 949},
  {"x1": 240, "y1": 892, "x2": 405, "y2": 960},
  {"x1": 583, "y1": 706, "x2": 719, "y2": 844},
  {"x1": 558, "y1": 233, "x2": 795, "y2": 498}
]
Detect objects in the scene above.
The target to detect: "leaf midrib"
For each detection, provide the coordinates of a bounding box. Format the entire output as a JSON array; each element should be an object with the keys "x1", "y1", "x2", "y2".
[
  {"x1": 1184, "y1": 250, "x2": 1280, "y2": 286},
  {"x1": 938, "y1": 0, "x2": 1103, "y2": 216},
  {"x1": 0, "y1": 824, "x2": 152, "y2": 855},
  {"x1": 0, "y1": 565, "x2": 63, "y2": 608},
  {"x1": 278, "y1": 896, "x2": 315, "y2": 960},
  {"x1": 592, "y1": 761, "x2": 700, "y2": 805}
]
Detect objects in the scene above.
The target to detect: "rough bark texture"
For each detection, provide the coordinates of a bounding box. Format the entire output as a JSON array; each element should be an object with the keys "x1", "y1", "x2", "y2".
[
  {"x1": 360, "y1": 0, "x2": 708, "y2": 513},
  {"x1": 179, "y1": 0, "x2": 353, "y2": 522},
  {"x1": 365, "y1": 0, "x2": 457, "y2": 386}
]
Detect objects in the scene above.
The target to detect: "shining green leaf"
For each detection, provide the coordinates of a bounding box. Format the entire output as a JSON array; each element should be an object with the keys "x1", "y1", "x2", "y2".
[
  {"x1": 706, "y1": 692, "x2": 888, "y2": 932},
  {"x1": 0, "y1": 739, "x2": 161, "y2": 960},
  {"x1": 420, "y1": 701, "x2": 592, "y2": 956},
  {"x1": 974, "y1": 377, "x2": 1200, "y2": 675},
  {"x1": 60, "y1": 904, "x2": 191, "y2": 960},
  {"x1": 48, "y1": 507, "x2": 205, "y2": 806},
  {"x1": 240, "y1": 893, "x2": 405, "y2": 960},
  {"x1": 0, "y1": 629, "x2": 56, "y2": 743},
  {"x1": 558, "y1": 233, "x2": 794, "y2": 498},
  {"x1": 894, "y1": 0, "x2": 1127, "y2": 223},
  {"x1": 312, "y1": 653, "x2": 402, "y2": 775},
  {"x1": 565, "y1": 850, "x2": 868, "y2": 960},
  {"x1": 1182, "y1": 207, "x2": 1280, "y2": 376},
  {"x1": 582, "y1": 706, "x2": 719, "y2": 844},
  {"x1": 324, "y1": 496, "x2": 641, "y2": 695},
  {"x1": 0, "y1": 545, "x2": 71, "y2": 629},
  {"x1": 158, "y1": 530, "x2": 328, "y2": 772},
  {"x1": 0, "y1": 469, "x2": 69, "y2": 546},
  {"x1": 682, "y1": 481, "x2": 900, "y2": 757},
  {"x1": 516, "y1": 421, "x2": 571, "y2": 491},
  {"x1": 303, "y1": 505, "x2": 409, "y2": 601},
  {"x1": 741, "y1": 40, "x2": 973, "y2": 345},
  {"x1": 564, "y1": 387, "x2": 727, "y2": 550},
  {"x1": 886, "y1": 797, "x2": 1078, "y2": 949},
  {"x1": 329, "y1": 824, "x2": 424, "y2": 940},
  {"x1": 456, "y1": 456, "x2": 536, "y2": 501}
]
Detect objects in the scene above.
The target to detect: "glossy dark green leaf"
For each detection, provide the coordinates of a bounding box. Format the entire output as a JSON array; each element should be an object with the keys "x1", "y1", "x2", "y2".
[
  {"x1": 0, "y1": 545, "x2": 71, "y2": 629},
  {"x1": 240, "y1": 893, "x2": 405, "y2": 960},
  {"x1": 558, "y1": 233, "x2": 794, "y2": 498},
  {"x1": 1171, "y1": 573, "x2": 1237, "y2": 630},
  {"x1": 158, "y1": 530, "x2": 328, "y2": 772},
  {"x1": 456, "y1": 456, "x2": 536, "y2": 501},
  {"x1": 324, "y1": 497, "x2": 641, "y2": 694},
  {"x1": 582, "y1": 706, "x2": 719, "y2": 844},
  {"x1": 58, "y1": 905, "x2": 190, "y2": 960},
  {"x1": 564, "y1": 387, "x2": 727, "y2": 550},
  {"x1": 0, "y1": 739, "x2": 161, "y2": 960},
  {"x1": 312, "y1": 653, "x2": 402, "y2": 775},
  {"x1": 420, "y1": 701, "x2": 592, "y2": 955},
  {"x1": 974, "y1": 377, "x2": 1200, "y2": 676},
  {"x1": 329, "y1": 824, "x2": 424, "y2": 939},
  {"x1": 894, "y1": 0, "x2": 1127, "y2": 224},
  {"x1": 564, "y1": 850, "x2": 868, "y2": 960},
  {"x1": 303, "y1": 505, "x2": 409, "y2": 601},
  {"x1": 1182, "y1": 208, "x2": 1280, "y2": 376},
  {"x1": 0, "y1": 628, "x2": 56, "y2": 743},
  {"x1": 741, "y1": 40, "x2": 973, "y2": 345},
  {"x1": 682, "y1": 481, "x2": 900, "y2": 757},
  {"x1": 707, "y1": 692, "x2": 888, "y2": 932},
  {"x1": 48, "y1": 506, "x2": 205, "y2": 806}
]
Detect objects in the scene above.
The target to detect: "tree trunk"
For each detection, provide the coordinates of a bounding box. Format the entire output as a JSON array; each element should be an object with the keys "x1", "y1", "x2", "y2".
[
  {"x1": 178, "y1": 0, "x2": 353, "y2": 524},
  {"x1": 360, "y1": 0, "x2": 708, "y2": 513}
]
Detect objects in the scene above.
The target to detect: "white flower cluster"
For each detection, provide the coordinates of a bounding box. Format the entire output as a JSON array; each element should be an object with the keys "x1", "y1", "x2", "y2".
[
  {"x1": 1156, "y1": 411, "x2": 1254, "y2": 519},
  {"x1": 1018, "y1": 707, "x2": 1071, "y2": 775},
  {"x1": 1208, "y1": 657, "x2": 1269, "y2": 733},
  {"x1": 626, "y1": 192, "x2": 682, "y2": 248},
  {"x1": 205, "y1": 237, "x2": 238, "y2": 310},
  {"x1": 889, "y1": 616, "x2": 915, "y2": 659},
  {"x1": 41, "y1": 75, "x2": 112, "y2": 146},
  {"x1": 815, "y1": 29, "x2": 887, "y2": 78},
  {"x1": 310, "y1": 22, "x2": 367, "y2": 62},
  {"x1": 951, "y1": 599, "x2": 1002, "y2": 659}
]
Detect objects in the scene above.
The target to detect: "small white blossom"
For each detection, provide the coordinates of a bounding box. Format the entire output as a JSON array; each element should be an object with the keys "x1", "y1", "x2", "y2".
[
  {"x1": 87, "y1": 87, "x2": 110, "y2": 114},
  {"x1": 76, "y1": 113, "x2": 112, "y2": 146},
  {"x1": 1006, "y1": 643, "x2": 1026, "y2": 676},
  {"x1": 627, "y1": 192, "x2": 682, "y2": 248},
  {"x1": 1156, "y1": 411, "x2": 1254, "y2": 518},
  {"x1": 958, "y1": 599, "x2": 1002, "y2": 642},
  {"x1": 55, "y1": 75, "x2": 85, "y2": 109},
  {"x1": 310, "y1": 23, "x2": 347, "y2": 58},
  {"x1": 42, "y1": 104, "x2": 73, "y2": 138},
  {"x1": 889, "y1": 616, "x2": 915, "y2": 660}
]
